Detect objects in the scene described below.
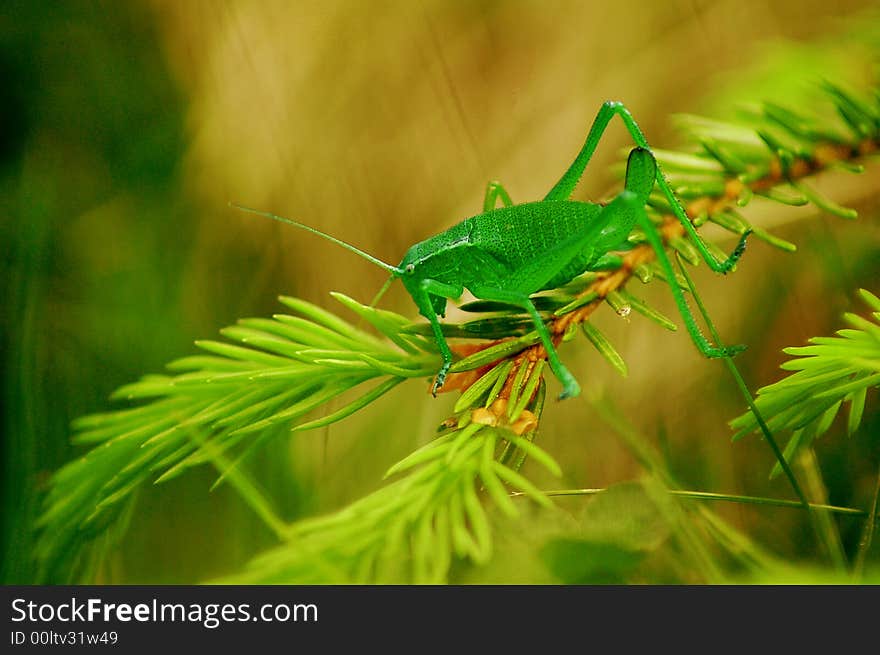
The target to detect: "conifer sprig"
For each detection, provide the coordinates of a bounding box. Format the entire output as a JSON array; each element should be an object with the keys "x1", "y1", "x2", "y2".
[
  {"x1": 223, "y1": 422, "x2": 559, "y2": 584},
  {"x1": 36, "y1": 294, "x2": 441, "y2": 580},
  {"x1": 730, "y1": 289, "x2": 880, "y2": 476}
]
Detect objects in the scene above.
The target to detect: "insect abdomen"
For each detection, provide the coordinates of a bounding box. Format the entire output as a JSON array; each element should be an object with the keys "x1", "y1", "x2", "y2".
[{"x1": 467, "y1": 200, "x2": 604, "y2": 288}]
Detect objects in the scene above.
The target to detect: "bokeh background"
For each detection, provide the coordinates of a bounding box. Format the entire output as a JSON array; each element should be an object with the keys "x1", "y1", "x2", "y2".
[{"x1": 2, "y1": 0, "x2": 879, "y2": 583}]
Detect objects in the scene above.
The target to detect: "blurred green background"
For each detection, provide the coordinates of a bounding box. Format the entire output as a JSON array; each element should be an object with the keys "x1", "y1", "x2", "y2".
[{"x1": 2, "y1": 0, "x2": 879, "y2": 583}]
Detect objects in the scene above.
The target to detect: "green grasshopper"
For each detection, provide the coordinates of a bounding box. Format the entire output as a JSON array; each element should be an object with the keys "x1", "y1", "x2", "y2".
[{"x1": 233, "y1": 101, "x2": 750, "y2": 400}]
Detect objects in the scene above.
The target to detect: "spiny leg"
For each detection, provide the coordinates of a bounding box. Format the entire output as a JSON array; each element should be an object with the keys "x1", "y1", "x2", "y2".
[
  {"x1": 470, "y1": 284, "x2": 580, "y2": 399},
  {"x1": 483, "y1": 180, "x2": 514, "y2": 212},
  {"x1": 415, "y1": 278, "x2": 464, "y2": 395},
  {"x1": 615, "y1": 190, "x2": 745, "y2": 358},
  {"x1": 417, "y1": 295, "x2": 453, "y2": 395},
  {"x1": 545, "y1": 100, "x2": 750, "y2": 274}
]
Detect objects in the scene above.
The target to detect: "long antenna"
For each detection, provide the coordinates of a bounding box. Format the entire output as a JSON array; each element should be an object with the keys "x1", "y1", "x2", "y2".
[{"x1": 229, "y1": 202, "x2": 402, "y2": 275}]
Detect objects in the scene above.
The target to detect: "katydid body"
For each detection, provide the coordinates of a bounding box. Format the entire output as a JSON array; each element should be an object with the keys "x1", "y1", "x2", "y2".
[{"x1": 233, "y1": 101, "x2": 751, "y2": 400}]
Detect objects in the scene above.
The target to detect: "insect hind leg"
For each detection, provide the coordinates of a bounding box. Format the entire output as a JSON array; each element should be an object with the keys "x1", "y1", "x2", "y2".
[
  {"x1": 546, "y1": 101, "x2": 750, "y2": 274},
  {"x1": 614, "y1": 189, "x2": 746, "y2": 359}
]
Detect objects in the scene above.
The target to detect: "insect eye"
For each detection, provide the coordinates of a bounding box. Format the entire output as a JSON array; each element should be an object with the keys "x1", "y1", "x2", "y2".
[{"x1": 405, "y1": 264, "x2": 415, "y2": 274}]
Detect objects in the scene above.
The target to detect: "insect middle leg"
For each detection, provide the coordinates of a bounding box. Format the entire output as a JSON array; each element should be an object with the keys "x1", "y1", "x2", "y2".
[
  {"x1": 469, "y1": 284, "x2": 580, "y2": 400},
  {"x1": 545, "y1": 100, "x2": 750, "y2": 274}
]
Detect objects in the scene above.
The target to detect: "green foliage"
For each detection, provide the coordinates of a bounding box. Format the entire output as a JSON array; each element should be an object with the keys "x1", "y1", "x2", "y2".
[
  {"x1": 35, "y1": 288, "x2": 558, "y2": 582},
  {"x1": 731, "y1": 289, "x2": 880, "y2": 476},
  {"x1": 225, "y1": 425, "x2": 558, "y2": 584},
  {"x1": 36, "y1": 294, "x2": 439, "y2": 580}
]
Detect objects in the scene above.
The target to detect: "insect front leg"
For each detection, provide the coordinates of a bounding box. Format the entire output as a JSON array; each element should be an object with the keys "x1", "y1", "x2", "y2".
[
  {"x1": 412, "y1": 278, "x2": 464, "y2": 396},
  {"x1": 483, "y1": 180, "x2": 514, "y2": 212},
  {"x1": 546, "y1": 101, "x2": 750, "y2": 274},
  {"x1": 469, "y1": 284, "x2": 580, "y2": 400}
]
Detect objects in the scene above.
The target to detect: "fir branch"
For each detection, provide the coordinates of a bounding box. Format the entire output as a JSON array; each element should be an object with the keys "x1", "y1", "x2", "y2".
[
  {"x1": 36, "y1": 294, "x2": 442, "y2": 581},
  {"x1": 222, "y1": 422, "x2": 559, "y2": 584},
  {"x1": 730, "y1": 289, "x2": 880, "y2": 474}
]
